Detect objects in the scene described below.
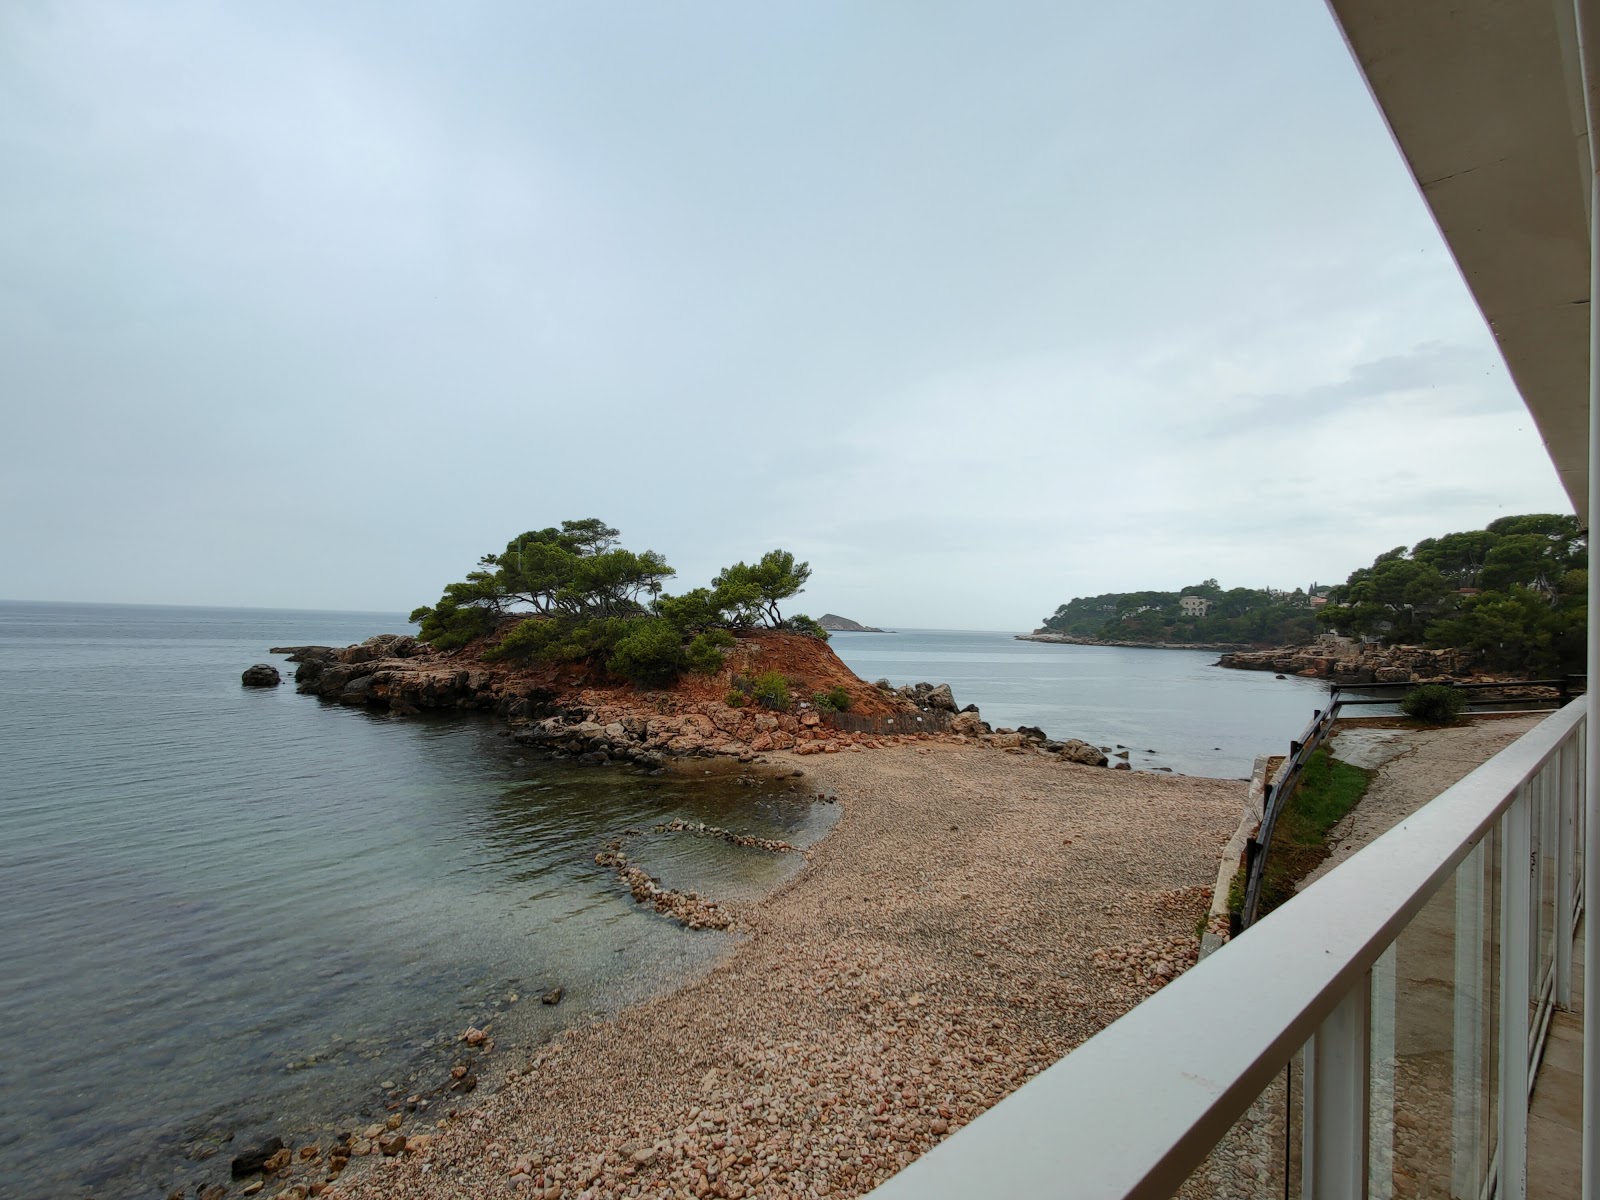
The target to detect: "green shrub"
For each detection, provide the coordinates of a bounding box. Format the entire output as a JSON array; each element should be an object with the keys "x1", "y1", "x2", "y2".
[
  {"x1": 605, "y1": 617, "x2": 686, "y2": 686},
  {"x1": 811, "y1": 686, "x2": 852, "y2": 713},
  {"x1": 483, "y1": 615, "x2": 565, "y2": 662},
  {"x1": 685, "y1": 629, "x2": 736, "y2": 675},
  {"x1": 410, "y1": 598, "x2": 498, "y2": 650},
  {"x1": 724, "y1": 689, "x2": 746, "y2": 708},
  {"x1": 782, "y1": 613, "x2": 830, "y2": 641},
  {"x1": 1400, "y1": 683, "x2": 1467, "y2": 725},
  {"x1": 751, "y1": 670, "x2": 792, "y2": 711}
]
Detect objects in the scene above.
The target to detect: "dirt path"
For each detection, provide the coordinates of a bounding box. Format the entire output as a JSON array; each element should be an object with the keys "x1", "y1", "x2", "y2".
[
  {"x1": 318, "y1": 743, "x2": 1243, "y2": 1200},
  {"x1": 1302, "y1": 714, "x2": 1546, "y2": 891}
]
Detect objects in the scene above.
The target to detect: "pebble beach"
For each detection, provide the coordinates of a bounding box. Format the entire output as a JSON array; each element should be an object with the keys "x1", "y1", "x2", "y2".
[{"x1": 310, "y1": 741, "x2": 1246, "y2": 1200}]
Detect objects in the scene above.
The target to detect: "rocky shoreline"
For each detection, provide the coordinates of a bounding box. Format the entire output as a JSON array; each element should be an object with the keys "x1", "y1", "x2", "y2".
[
  {"x1": 269, "y1": 632, "x2": 1119, "y2": 770},
  {"x1": 1217, "y1": 641, "x2": 1478, "y2": 684},
  {"x1": 307, "y1": 743, "x2": 1242, "y2": 1200}
]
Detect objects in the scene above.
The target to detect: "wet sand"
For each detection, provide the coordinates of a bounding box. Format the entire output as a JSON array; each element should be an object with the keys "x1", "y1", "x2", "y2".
[{"x1": 324, "y1": 742, "x2": 1244, "y2": 1200}]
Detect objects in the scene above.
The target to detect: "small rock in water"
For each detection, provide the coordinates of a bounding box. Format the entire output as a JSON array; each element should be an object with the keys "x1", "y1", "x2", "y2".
[
  {"x1": 380, "y1": 1080, "x2": 396, "y2": 1090},
  {"x1": 541, "y1": 986, "x2": 564, "y2": 1006},
  {"x1": 199, "y1": 1187, "x2": 228, "y2": 1200},
  {"x1": 460, "y1": 1027, "x2": 488, "y2": 1046},
  {"x1": 241, "y1": 664, "x2": 281, "y2": 687}
]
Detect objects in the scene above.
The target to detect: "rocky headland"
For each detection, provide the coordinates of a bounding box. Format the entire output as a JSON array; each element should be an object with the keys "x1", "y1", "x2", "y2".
[
  {"x1": 273, "y1": 630, "x2": 1111, "y2": 768},
  {"x1": 816, "y1": 614, "x2": 889, "y2": 633},
  {"x1": 1217, "y1": 641, "x2": 1478, "y2": 684}
]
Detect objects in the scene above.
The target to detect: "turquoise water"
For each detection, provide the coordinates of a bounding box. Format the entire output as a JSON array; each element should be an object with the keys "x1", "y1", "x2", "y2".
[
  {"x1": 827, "y1": 628, "x2": 1332, "y2": 777},
  {"x1": 0, "y1": 601, "x2": 830, "y2": 1200}
]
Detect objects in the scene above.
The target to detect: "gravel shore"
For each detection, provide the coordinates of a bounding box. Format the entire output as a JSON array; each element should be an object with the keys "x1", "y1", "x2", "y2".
[{"x1": 324, "y1": 743, "x2": 1244, "y2": 1200}]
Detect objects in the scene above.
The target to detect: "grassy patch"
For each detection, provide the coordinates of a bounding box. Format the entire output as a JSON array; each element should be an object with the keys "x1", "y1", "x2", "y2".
[{"x1": 1248, "y1": 748, "x2": 1372, "y2": 920}]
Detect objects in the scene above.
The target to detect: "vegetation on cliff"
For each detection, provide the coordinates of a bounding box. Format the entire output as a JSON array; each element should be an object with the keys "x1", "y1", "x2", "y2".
[
  {"x1": 1316, "y1": 513, "x2": 1586, "y2": 675},
  {"x1": 408, "y1": 519, "x2": 826, "y2": 685},
  {"x1": 1041, "y1": 514, "x2": 1585, "y2": 676},
  {"x1": 1041, "y1": 582, "x2": 1319, "y2": 646}
]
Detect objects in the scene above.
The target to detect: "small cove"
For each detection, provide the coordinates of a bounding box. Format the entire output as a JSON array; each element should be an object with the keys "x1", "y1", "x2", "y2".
[{"x1": 0, "y1": 601, "x2": 832, "y2": 1199}]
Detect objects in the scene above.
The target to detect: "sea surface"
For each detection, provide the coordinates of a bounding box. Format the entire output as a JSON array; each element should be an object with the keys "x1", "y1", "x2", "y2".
[
  {"x1": 2, "y1": 606, "x2": 1328, "y2": 1199},
  {"x1": 0, "y1": 601, "x2": 831, "y2": 1200},
  {"x1": 827, "y1": 628, "x2": 1332, "y2": 778}
]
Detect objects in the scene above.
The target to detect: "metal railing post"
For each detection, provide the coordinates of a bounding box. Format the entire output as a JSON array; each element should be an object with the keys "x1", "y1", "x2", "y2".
[
  {"x1": 1559, "y1": 737, "x2": 1577, "y2": 1008},
  {"x1": 1304, "y1": 977, "x2": 1373, "y2": 1200},
  {"x1": 1369, "y1": 947, "x2": 1396, "y2": 1200},
  {"x1": 1498, "y1": 786, "x2": 1533, "y2": 1200},
  {"x1": 1452, "y1": 839, "x2": 1487, "y2": 1198}
]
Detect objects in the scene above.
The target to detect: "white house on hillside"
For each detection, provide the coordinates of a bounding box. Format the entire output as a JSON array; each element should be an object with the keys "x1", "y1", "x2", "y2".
[{"x1": 1178, "y1": 595, "x2": 1210, "y2": 618}]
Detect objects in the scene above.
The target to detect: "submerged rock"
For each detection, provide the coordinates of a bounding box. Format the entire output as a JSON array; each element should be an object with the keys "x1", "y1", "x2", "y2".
[{"x1": 230, "y1": 1136, "x2": 285, "y2": 1177}]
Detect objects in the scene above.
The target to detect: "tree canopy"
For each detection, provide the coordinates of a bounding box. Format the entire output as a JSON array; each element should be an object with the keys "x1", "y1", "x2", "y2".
[
  {"x1": 1041, "y1": 584, "x2": 1318, "y2": 646},
  {"x1": 1038, "y1": 513, "x2": 1586, "y2": 674},
  {"x1": 408, "y1": 520, "x2": 823, "y2": 685},
  {"x1": 1312, "y1": 514, "x2": 1586, "y2": 674}
]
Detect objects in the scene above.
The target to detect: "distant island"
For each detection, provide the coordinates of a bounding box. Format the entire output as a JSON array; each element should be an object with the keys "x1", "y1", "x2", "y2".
[{"x1": 818, "y1": 613, "x2": 890, "y2": 633}]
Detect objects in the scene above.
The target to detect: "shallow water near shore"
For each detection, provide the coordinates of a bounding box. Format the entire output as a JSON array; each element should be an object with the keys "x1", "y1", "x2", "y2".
[
  {"x1": 827, "y1": 628, "x2": 1331, "y2": 777},
  {"x1": 0, "y1": 601, "x2": 832, "y2": 1200}
]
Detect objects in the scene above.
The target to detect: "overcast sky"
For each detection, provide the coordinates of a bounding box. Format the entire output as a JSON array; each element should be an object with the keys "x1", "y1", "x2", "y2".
[{"x1": 0, "y1": 1, "x2": 1575, "y2": 630}]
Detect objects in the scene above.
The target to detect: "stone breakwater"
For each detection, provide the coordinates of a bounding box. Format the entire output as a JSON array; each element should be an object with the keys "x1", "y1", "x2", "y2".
[
  {"x1": 593, "y1": 844, "x2": 736, "y2": 931},
  {"x1": 272, "y1": 634, "x2": 1118, "y2": 769},
  {"x1": 651, "y1": 819, "x2": 800, "y2": 855},
  {"x1": 1217, "y1": 641, "x2": 1477, "y2": 683}
]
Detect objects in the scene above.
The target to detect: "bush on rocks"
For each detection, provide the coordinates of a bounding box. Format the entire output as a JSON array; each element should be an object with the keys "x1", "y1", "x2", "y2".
[
  {"x1": 685, "y1": 629, "x2": 736, "y2": 674},
  {"x1": 1400, "y1": 682, "x2": 1467, "y2": 725},
  {"x1": 752, "y1": 671, "x2": 791, "y2": 711}
]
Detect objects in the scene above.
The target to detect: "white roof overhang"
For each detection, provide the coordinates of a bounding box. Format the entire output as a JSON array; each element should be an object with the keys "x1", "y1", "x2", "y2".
[{"x1": 1326, "y1": 0, "x2": 1592, "y2": 522}]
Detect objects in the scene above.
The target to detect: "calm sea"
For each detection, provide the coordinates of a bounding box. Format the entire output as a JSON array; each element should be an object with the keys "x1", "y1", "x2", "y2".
[
  {"x1": 0, "y1": 601, "x2": 830, "y2": 1200},
  {"x1": 826, "y1": 629, "x2": 1331, "y2": 777},
  {"x1": 1, "y1": 606, "x2": 1327, "y2": 1198}
]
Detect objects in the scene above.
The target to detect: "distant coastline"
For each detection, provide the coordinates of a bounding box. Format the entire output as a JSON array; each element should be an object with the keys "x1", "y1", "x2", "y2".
[{"x1": 1016, "y1": 631, "x2": 1255, "y2": 652}]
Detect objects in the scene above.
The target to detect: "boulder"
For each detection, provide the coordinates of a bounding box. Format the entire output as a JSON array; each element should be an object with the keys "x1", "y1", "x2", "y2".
[
  {"x1": 231, "y1": 1136, "x2": 286, "y2": 1177},
  {"x1": 924, "y1": 683, "x2": 958, "y2": 712},
  {"x1": 949, "y1": 712, "x2": 987, "y2": 737},
  {"x1": 240, "y1": 664, "x2": 281, "y2": 688},
  {"x1": 1059, "y1": 739, "x2": 1109, "y2": 767}
]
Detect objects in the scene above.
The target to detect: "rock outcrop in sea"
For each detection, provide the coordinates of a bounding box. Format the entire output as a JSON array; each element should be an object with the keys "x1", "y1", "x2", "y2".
[
  {"x1": 269, "y1": 630, "x2": 1116, "y2": 768},
  {"x1": 1218, "y1": 641, "x2": 1477, "y2": 683}
]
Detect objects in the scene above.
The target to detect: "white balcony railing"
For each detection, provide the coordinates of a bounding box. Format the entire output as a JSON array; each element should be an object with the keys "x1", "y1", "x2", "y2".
[{"x1": 867, "y1": 700, "x2": 1586, "y2": 1199}]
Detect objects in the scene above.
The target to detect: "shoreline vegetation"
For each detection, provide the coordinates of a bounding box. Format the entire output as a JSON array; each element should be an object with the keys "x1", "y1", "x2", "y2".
[{"x1": 1026, "y1": 513, "x2": 1586, "y2": 683}]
